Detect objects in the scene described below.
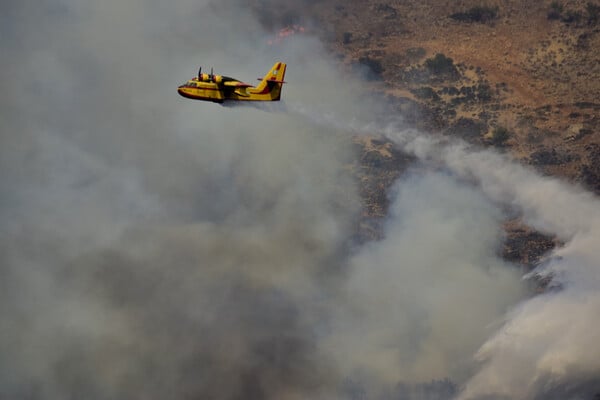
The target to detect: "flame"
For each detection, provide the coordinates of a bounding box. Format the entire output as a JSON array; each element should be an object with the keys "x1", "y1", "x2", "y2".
[{"x1": 267, "y1": 25, "x2": 306, "y2": 45}]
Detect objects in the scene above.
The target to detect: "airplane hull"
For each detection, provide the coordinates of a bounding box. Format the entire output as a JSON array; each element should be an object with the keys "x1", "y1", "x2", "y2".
[
  {"x1": 177, "y1": 84, "x2": 281, "y2": 102},
  {"x1": 178, "y1": 62, "x2": 286, "y2": 104},
  {"x1": 177, "y1": 82, "x2": 225, "y2": 102},
  {"x1": 177, "y1": 87, "x2": 224, "y2": 103}
]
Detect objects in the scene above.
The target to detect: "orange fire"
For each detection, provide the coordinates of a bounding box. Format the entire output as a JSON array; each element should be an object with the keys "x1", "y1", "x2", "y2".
[{"x1": 267, "y1": 25, "x2": 306, "y2": 45}]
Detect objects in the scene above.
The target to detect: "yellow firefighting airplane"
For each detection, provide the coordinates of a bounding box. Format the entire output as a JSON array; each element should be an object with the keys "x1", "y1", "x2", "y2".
[{"x1": 177, "y1": 62, "x2": 286, "y2": 104}]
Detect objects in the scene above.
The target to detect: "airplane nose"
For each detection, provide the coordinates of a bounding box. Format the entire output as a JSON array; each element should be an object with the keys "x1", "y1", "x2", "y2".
[{"x1": 177, "y1": 86, "x2": 190, "y2": 99}]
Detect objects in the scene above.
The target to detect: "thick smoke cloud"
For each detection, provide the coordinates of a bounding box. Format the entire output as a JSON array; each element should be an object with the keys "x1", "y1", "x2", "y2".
[
  {"x1": 1, "y1": 1, "x2": 359, "y2": 399},
  {"x1": 2, "y1": 0, "x2": 599, "y2": 399},
  {"x1": 439, "y1": 146, "x2": 600, "y2": 399},
  {"x1": 383, "y1": 131, "x2": 600, "y2": 399},
  {"x1": 326, "y1": 171, "x2": 525, "y2": 387}
]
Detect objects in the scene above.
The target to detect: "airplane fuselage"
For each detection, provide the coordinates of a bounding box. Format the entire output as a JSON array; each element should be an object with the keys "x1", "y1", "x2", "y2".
[{"x1": 177, "y1": 62, "x2": 286, "y2": 104}]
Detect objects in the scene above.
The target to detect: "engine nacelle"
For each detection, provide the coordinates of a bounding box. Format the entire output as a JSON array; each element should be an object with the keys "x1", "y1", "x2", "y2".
[{"x1": 199, "y1": 73, "x2": 223, "y2": 84}]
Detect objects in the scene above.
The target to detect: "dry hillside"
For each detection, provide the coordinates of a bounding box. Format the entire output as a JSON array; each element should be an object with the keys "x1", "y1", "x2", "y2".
[{"x1": 248, "y1": 0, "x2": 599, "y2": 267}]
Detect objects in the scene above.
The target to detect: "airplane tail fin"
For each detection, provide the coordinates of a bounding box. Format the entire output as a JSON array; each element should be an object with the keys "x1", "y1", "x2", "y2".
[{"x1": 251, "y1": 62, "x2": 287, "y2": 100}]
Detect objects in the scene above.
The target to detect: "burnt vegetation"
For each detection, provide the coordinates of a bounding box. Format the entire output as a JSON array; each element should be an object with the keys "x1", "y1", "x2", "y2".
[
  {"x1": 529, "y1": 148, "x2": 576, "y2": 166},
  {"x1": 355, "y1": 56, "x2": 384, "y2": 80},
  {"x1": 547, "y1": 1, "x2": 600, "y2": 25},
  {"x1": 424, "y1": 53, "x2": 459, "y2": 78},
  {"x1": 450, "y1": 5, "x2": 499, "y2": 23},
  {"x1": 502, "y1": 227, "x2": 557, "y2": 269},
  {"x1": 444, "y1": 117, "x2": 487, "y2": 140},
  {"x1": 579, "y1": 143, "x2": 600, "y2": 194},
  {"x1": 411, "y1": 86, "x2": 440, "y2": 101},
  {"x1": 490, "y1": 125, "x2": 510, "y2": 146},
  {"x1": 373, "y1": 3, "x2": 398, "y2": 19}
]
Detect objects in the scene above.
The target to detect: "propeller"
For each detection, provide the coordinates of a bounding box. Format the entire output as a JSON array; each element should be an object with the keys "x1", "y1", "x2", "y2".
[{"x1": 196, "y1": 66, "x2": 219, "y2": 83}]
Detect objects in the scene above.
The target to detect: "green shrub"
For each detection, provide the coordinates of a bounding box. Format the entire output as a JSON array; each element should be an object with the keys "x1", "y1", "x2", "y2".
[
  {"x1": 491, "y1": 126, "x2": 510, "y2": 145},
  {"x1": 547, "y1": 10, "x2": 561, "y2": 20},
  {"x1": 562, "y1": 10, "x2": 583, "y2": 23},
  {"x1": 550, "y1": 1, "x2": 564, "y2": 13},
  {"x1": 450, "y1": 5, "x2": 499, "y2": 23},
  {"x1": 424, "y1": 53, "x2": 457, "y2": 75},
  {"x1": 587, "y1": 2, "x2": 600, "y2": 24},
  {"x1": 411, "y1": 86, "x2": 440, "y2": 101},
  {"x1": 548, "y1": 2, "x2": 563, "y2": 19},
  {"x1": 476, "y1": 83, "x2": 493, "y2": 102}
]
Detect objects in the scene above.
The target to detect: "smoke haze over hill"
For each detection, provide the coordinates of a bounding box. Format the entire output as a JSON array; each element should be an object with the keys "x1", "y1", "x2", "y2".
[{"x1": 1, "y1": 1, "x2": 599, "y2": 399}]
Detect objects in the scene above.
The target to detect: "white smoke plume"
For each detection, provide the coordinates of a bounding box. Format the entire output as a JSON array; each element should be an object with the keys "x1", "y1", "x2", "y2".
[
  {"x1": 2, "y1": 0, "x2": 599, "y2": 399},
  {"x1": 381, "y1": 130, "x2": 600, "y2": 399},
  {"x1": 325, "y1": 170, "x2": 526, "y2": 384}
]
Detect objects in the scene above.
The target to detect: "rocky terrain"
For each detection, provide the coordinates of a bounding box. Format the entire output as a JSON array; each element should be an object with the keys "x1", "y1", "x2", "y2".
[{"x1": 248, "y1": 0, "x2": 599, "y2": 269}]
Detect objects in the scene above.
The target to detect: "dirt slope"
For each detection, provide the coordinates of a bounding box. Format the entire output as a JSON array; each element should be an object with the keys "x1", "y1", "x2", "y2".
[
  {"x1": 247, "y1": 0, "x2": 599, "y2": 266},
  {"x1": 252, "y1": 0, "x2": 599, "y2": 185}
]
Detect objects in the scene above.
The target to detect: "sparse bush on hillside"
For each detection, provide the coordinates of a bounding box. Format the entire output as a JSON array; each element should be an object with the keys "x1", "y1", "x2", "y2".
[
  {"x1": 491, "y1": 126, "x2": 510, "y2": 145},
  {"x1": 551, "y1": 1, "x2": 564, "y2": 13},
  {"x1": 476, "y1": 83, "x2": 493, "y2": 102},
  {"x1": 424, "y1": 53, "x2": 457, "y2": 76},
  {"x1": 405, "y1": 47, "x2": 426, "y2": 61},
  {"x1": 547, "y1": 2, "x2": 599, "y2": 24},
  {"x1": 357, "y1": 56, "x2": 384, "y2": 80},
  {"x1": 445, "y1": 117, "x2": 487, "y2": 140},
  {"x1": 411, "y1": 86, "x2": 440, "y2": 101},
  {"x1": 450, "y1": 5, "x2": 499, "y2": 23},
  {"x1": 547, "y1": 1, "x2": 564, "y2": 19},
  {"x1": 342, "y1": 32, "x2": 352, "y2": 44},
  {"x1": 374, "y1": 3, "x2": 398, "y2": 19},
  {"x1": 587, "y1": 2, "x2": 600, "y2": 24},
  {"x1": 531, "y1": 148, "x2": 577, "y2": 165},
  {"x1": 547, "y1": 10, "x2": 560, "y2": 20},
  {"x1": 562, "y1": 9, "x2": 583, "y2": 23}
]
